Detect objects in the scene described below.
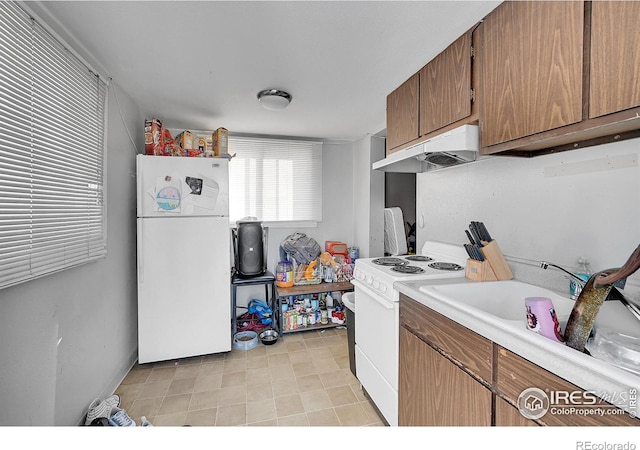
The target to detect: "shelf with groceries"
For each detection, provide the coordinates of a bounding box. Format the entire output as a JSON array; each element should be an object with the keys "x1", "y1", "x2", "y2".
[
  {"x1": 144, "y1": 117, "x2": 233, "y2": 159},
  {"x1": 275, "y1": 235, "x2": 356, "y2": 334},
  {"x1": 277, "y1": 285, "x2": 353, "y2": 334}
]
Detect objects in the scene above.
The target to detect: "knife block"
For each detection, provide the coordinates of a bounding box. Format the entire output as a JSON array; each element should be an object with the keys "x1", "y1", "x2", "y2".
[
  {"x1": 465, "y1": 259, "x2": 498, "y2": 282},
  {"x1": 479, "y1": 240, "x2": 513, "y2": 280}
]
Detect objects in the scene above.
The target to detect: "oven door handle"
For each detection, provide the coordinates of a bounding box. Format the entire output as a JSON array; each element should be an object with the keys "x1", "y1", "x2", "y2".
[{"x1": 353, "y1": 280, "x2": 394, "y2": 310}]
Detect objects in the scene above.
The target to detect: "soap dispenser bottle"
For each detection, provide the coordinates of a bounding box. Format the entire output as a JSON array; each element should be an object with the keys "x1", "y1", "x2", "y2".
[{"x1": 569, "y1": 257, "x2": 591, "y2": 299}]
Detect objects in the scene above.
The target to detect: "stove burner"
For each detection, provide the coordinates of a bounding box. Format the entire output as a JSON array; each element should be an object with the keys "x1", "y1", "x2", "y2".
[
  {"x1": 372, "y1": 257, "x2": 407, "y2": 266},
  {"x1": 429, "y1": 262, "x2": 464, "y2": 271},
  {"x1": 405, "y1": 255, "x2": 433, "y2": 262},
  {"x1": 391, "y1": 265, "x2": 425, "y2": 274}
]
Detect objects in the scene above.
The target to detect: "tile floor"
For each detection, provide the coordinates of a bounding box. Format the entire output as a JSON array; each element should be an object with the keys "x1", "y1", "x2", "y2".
[{"x1": 115, "y1": 327, "x2": 386, "y2": 426}]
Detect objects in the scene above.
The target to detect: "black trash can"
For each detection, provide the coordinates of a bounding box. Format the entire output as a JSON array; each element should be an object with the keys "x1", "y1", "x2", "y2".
[{"x1": 343, "y1": 292, "x2": 356, "y2": 377}]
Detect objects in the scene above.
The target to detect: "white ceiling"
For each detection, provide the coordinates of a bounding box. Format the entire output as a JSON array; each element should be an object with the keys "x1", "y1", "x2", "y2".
[{"x1": 31, "y1": 0, "x2": 501, "y2": 142}]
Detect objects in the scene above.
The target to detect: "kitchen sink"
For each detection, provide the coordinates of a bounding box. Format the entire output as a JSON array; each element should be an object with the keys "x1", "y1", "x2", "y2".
[
  {"x1": 417, "y1": 278, "x2": 640, "y2": 377},
  {"x1": 419, "y1": 280, "x2": 575, "y2": 322}
]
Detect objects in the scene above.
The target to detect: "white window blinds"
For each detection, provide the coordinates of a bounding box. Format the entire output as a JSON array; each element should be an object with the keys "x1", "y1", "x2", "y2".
[
  {"x1": 228, "y1": 137, "x2": 322, "y2": 223},
  {"x1": 0, "y1": 2, "x2": 108, "y2": 290}
]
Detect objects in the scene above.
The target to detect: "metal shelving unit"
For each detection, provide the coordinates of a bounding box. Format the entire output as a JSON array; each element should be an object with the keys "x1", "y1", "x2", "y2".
[{"x1": 276, "y1": 281, "x2": 354, "y2": 334}]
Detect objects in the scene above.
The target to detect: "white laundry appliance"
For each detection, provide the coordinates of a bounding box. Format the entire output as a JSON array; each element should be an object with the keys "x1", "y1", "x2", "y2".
[
  {"x1": 352, "y1": 241, "x2": 468, "y2": 426},
  {"x1": 136, "y1": 155, "x2": 231, "y2": 363}
]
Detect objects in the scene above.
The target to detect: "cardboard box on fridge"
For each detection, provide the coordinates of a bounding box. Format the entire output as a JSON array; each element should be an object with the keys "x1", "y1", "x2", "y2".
[
  {"x1": 195, "y1": 136, "x2": 207, "y2": 152},
  {"x1": 174, "y1": 130, "x2": 194, "y2": 150},
  {"x1": 144, "y1": 118, "x2": 162, "y2": 155},
  {"x1": 212, "y1": 127, "x2": 228, "y2": 156}
]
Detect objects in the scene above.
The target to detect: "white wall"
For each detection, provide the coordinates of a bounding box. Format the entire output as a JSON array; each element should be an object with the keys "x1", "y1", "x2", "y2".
[
  {"x1": 0, "y1": 3, "x2": 143, "y2": 426},
  {"x1": 416, "y1": 139, "x2": 640, "y2": 297},
  {"x1": 0, "y1": 85, "x2": 142, "y2": 425},
  {"x1": 352, "y1": 135, "x2": 385, "y2": 258}
]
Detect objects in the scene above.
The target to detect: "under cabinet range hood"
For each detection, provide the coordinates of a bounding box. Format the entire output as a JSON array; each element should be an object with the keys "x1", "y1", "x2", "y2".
[{"x1": 373, "y1": 124, "x2": 481, "y2": 173}]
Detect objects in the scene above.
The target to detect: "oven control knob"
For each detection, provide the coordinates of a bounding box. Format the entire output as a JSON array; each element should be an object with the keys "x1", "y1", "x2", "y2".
[
  {"x1": 380, "y1": 284, "x2": 387, "y2": 293},
  {"x1": 373, "y1": 280, "x2": 379, "y2": 289},
  {"x1": 365, "y1": 275, "x2": 373, "y2": 285}
]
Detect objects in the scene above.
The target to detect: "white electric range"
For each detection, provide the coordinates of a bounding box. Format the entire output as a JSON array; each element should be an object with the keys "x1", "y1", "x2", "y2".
[{"x1": 352, "y1": 241, "x2": 468, "y2": 426}]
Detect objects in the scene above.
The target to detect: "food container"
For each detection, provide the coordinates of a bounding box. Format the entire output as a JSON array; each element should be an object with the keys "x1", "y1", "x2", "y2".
[
  {"x1": 325, "y1": 241, "x2": 348, "y2": 256},
  {"x1": 144, "y1": 118, "x2": 162, "y2": 155},
  {"x1": 195, "y1": 136, "x2": 207, "y2": 152},
  {"x1": 233, "y1": 331, "x2": 258, "y2": 350},
  {"x1": 259, "y1": 329, "x2": 279, "y2": 345},
  {"x1": 212, "y1": 127, "x2": 228, "y2": 156},
  {"x1": 174, "y1": 130, "x2": 194, "y2": 150},
  {"x1": 276, "y1": 260, "x2": 294, "y2": 288}
]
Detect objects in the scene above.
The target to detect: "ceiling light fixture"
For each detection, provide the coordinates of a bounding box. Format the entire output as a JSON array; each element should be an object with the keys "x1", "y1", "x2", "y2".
[{"x1": 257, "y1": 89, "x2": 292, "y2": 111}]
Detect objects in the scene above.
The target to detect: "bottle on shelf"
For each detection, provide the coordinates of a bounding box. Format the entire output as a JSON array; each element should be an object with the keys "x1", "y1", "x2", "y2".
[{"x1": 325, "y1": 293, "x2": 334, "y2": 308}]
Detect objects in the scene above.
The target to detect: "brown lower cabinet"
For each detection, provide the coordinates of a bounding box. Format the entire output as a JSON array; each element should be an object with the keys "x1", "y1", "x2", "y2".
[
  {"x1": 399, "y1": 327, "x2": 492, "y2": 426},
  {"x1": 495, "y1": 396, "x2": 539, "y2": 427},
  {"x1": 399, "y1": 293, "x2": 640, "y2": 426}
]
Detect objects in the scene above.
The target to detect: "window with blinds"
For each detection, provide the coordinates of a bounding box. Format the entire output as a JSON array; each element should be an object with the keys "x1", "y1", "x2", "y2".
[
  {"x1": 0, "y1": 2, "x2": 108, "y2": 290},
  {"x1": 228, "y1": 137, "x2": 322, "y2": 224}
]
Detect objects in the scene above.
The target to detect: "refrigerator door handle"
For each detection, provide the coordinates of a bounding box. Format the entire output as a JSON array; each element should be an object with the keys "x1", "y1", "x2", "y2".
[
  {"x1": 136, "y1": 155, "x2": 143, "y2": 216},
  {"x1": 138, "y1": 221, "x2": 144, "y2": 283}
]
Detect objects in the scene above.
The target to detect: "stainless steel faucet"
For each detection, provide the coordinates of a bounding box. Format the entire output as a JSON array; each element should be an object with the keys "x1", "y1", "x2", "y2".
[
  {"x1": 539, "y1": 261, "x2": 587, "y2": 299},
  {"x1": 540, "y1": 261, "x2": 640, "y2": 322}
]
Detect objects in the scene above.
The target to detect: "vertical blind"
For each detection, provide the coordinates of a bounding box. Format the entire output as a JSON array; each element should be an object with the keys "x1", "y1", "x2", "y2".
[
  {"x1": 0, "y1": 2, "x2": 108, "y2": 290},
  {"x1": 228, "y1": 137, "x2": 322, "y2": 223}
]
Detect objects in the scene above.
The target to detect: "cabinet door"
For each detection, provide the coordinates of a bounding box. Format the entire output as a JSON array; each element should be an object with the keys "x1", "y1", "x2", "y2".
[
  {"x1": 495, "y1": 397, "x2": 539, "y2": 427},
  {"x1": 419, "y1": 31, "x2": 472, "y2": 136},
  {"x1": 386, "y1": 73, "x2": 419, "y2": 154},
  {"x1": 497, "y1": 347, "x2": 640, "y2": 426},
  {"x1": 399, "y1": 327, "x2": 492, "y2": 426},
  {"x1": 479, "y1": 1, "x2": 584, "y2": 148},
  {"x1": 589, "y1": 1, "x2": 640, "y2": 118}
]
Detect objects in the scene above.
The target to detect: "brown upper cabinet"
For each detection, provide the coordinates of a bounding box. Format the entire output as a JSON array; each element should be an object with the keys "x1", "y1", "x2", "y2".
[
  {"x1": 386, "y1": 30, "x2": 475, "y2": 156},
  {"x1": 589, "y1": 1, "x2": 640, "y2": 119},
  {"x1": 478, "y1": 1, "x2": 584, "y2": 149},
  {"x1": 385, "y1": 1, "x2": 640, "y2": 158},
  {"x1": 477, "y1": 0, "x2": 640, "y2": 155},
  {"x1": 386, "y1": 73, "x2": 419, "y2": 154},
  {"x1": 419, "y1": 31, "x2": 473, "y2": 137}
]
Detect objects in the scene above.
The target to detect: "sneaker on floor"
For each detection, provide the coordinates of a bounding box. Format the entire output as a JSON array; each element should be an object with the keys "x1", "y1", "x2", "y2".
[
  {"x1": 140, "y1": 416, "x2": 153, "y2": 427},
  {"x1": 108, "y1": 407, "x2": 136, "y2": 427},
  {"x1": 104, "y1": 394, "x2": 120, "y2": 408},
  {"x1": 84, "y1": 398, "x2": 111, "y2": 426}
]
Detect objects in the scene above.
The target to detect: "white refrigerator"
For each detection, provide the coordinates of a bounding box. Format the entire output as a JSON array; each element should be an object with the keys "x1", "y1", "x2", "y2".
[{"x1": 136, "y1": 154, "x2": 231, "y2": 363}]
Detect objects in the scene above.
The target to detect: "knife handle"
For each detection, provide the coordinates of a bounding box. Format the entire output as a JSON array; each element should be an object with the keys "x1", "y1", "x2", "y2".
[
  {"x1": 469, "y1": 223, "x2": 483, "y2": 247},
  {"x1": 465, "y1": 230, "x2": 476, "y2": 245}
]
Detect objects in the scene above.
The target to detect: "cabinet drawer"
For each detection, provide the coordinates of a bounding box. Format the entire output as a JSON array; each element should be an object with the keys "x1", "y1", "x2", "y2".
[
  {"x1": 400, "y1": 294, "x2": 492, "y2": 383},
  {"x1": 497, "y1": 346, "x2": 639, "y2": 426}
]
